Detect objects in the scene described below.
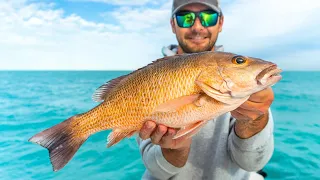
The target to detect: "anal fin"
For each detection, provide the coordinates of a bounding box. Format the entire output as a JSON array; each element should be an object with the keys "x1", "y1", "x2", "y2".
[
  {"x1": 173, "y1": 121, "x2": 206, "y2": 140},
  {"x1": 107, "y1": 129, "x2": 136, "y2": 148}
]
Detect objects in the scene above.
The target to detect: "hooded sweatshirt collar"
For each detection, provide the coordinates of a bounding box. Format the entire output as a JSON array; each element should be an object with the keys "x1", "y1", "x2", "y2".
[{"x1": 161, "y1": 44, "x2": 224, "y2": 57}]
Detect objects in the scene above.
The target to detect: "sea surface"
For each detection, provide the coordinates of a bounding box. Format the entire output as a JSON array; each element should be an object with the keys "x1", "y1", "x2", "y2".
[{"x1": 0, "y1": 71, "x2": 319, "y2": 180}]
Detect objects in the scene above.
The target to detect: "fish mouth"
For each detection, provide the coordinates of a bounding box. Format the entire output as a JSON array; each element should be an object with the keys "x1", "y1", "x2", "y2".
[{"x1": 256, "y1": 64, "x2": 282, "y2": 86}]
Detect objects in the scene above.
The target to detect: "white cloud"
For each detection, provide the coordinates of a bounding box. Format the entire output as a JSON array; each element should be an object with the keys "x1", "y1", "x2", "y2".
[
  {"x1": 100, "y1": 0, "x2": 172, "y2": 31},
  {"x1": 0, "y1": 0, "x2": 175, "y2": 70},
  {"x1": 69, "y1": 0, "x2": 153, "y2": 6},
  {"x1": 218, "y1": 0, "x2": 320, "y2": 53},
  {"x1": 0, "y1": 0, "x2": 319, "y2": 70},
  {"x1": 223, "y1": 0, "x2": 320, "y2": 38},
  {"x1": 108, "y1": 7, "x2": 170, "y2": 31}
]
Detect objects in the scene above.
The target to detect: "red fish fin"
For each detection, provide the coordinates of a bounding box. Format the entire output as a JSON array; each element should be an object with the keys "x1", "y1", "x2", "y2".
[
  {"x1": 92, "y1": 74, "x2": 128, "y2": 102},
  {"x1": 107, "y1": 129, "x2": 136, "y2": 148},
  {"x1": 28, "y1": 115, "x2": 89, "y2": 172},
  {"x1": 173, "y1": 121, "x2": 206, "y2": 140},
  {"x1": 153, "y1": 94, "x2": 201, "y2": 113}
]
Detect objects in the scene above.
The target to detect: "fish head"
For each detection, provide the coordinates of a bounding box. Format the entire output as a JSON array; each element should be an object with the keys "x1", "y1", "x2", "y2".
[{"x1": 197, "y1": 52, "x2": 282, "y2": 103}]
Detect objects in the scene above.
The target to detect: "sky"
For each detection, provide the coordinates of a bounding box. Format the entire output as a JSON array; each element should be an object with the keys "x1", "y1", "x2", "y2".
[{"x1": 0, "y1": 0, "x2": 319, "y2": 71}]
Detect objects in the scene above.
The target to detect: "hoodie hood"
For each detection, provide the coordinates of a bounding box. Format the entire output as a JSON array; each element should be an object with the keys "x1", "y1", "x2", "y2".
[{"x1": 161, "y1": 44, "x2": 224, "y2": 57}]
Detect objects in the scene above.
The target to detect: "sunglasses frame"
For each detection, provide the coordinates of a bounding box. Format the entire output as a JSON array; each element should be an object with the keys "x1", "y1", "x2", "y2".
[{"x1": 174, "y1": 9, "x2": 221, "y2": 28}]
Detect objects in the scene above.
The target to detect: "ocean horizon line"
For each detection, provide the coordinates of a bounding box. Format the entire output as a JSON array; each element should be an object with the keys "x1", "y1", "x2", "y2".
[{"x1": 0, "y1": 69, "x2": 319, "y2": 72}]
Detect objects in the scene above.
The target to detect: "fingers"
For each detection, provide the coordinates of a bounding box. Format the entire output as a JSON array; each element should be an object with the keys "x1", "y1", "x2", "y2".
[
  {"x1": 150, "y1": 124, "x2": 168, "y2": 144},
  {"x1": 249, "y1": 87, "x2": 274, "y2": 103},
  {"x1": 139, "y1": 121, "x2": 176, "y2": 145},
  {"x1": 235, "y1": 87, "x2": 274, "y2": 121},
  {"x1": 239, "y1": 100, "x2": 267, "y2": 113},
  {"x1": 139, "y1": 121, "x2": 156, "y2": 140},
  {"x1": 139, "y1": 121, "x2": 192, "y2": 150},
  {"x1": 231, "y1": 107, "x2": 263, "y2": 121},
  {"x1": 159, "y1": 128, "x2": 177, "y2": 147},
  {"x1": 171, "y1": 136, "x2": 191, "y2": 150}
]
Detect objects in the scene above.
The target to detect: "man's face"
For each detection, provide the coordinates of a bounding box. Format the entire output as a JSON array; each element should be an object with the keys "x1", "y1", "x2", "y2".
[{"x1": 171, "y1": 3, "x2": 224, "y2": 53}]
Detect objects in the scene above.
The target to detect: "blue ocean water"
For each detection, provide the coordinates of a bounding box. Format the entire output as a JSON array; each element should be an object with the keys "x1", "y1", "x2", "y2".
[{"x1": 0, "y1": 71, "x2": 319, "y2": 180}]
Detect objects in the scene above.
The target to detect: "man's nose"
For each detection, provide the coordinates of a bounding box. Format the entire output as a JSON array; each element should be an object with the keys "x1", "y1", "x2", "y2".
[{"x1": 191, "y1": 17, "x2": 204, "y2": 32}]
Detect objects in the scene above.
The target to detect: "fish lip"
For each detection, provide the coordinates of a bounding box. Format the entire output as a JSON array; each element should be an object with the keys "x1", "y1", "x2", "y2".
[{"x1": 256, "y1": 64, "x2": 282, "y2": 85}]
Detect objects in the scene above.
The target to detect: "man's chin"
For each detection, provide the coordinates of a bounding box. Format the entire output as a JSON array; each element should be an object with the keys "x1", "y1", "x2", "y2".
[
  {"x1": 183, "y1": 40, "x2": 214, "y2": 52},
  {"x1": 184, "y1": 45, "x2": 212, "y2": 53}
]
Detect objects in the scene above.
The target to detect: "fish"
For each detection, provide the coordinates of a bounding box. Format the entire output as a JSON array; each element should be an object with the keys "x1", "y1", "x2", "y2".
[{"x1": 28, "y1": 51, "x2": 282, "y2": 172}]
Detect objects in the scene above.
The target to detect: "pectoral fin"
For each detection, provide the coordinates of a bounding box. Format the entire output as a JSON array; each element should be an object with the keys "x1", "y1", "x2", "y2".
[
  {"x1": 153, "y1": 94, "x2": 201, "y2": 113},
  {"x1": 173, "y1": 121, "x2": 206, "y2": 139}
]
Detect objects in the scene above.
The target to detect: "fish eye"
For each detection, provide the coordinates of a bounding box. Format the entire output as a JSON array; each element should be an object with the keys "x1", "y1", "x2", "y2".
[{"x1": 232, "y1": 56, "x2": 247, "y2": 65}]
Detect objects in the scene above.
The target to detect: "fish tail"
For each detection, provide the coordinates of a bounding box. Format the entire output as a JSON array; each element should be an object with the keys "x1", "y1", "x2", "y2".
[{"x1": 28, "y1": 114, "x2": 89, "y2": 172}]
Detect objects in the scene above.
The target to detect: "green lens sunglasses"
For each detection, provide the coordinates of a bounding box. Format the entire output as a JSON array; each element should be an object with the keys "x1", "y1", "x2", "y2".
[{"x1": 175, "y1": 10, "x2": 220, "y2": 28}]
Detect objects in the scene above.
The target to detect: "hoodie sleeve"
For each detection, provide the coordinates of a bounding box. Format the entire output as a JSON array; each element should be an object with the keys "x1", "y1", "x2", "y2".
[
  {"x1": 227, "y1": 108, "x2": 275, "y2": 171},
  {"x1": 136, "y1": 137, "x2": 182, "y2": 180}
]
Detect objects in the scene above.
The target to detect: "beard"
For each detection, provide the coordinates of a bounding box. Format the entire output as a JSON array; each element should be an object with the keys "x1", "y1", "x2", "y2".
[{"x1": 177, "y1": 31, "x2": 218, "y2": 53}]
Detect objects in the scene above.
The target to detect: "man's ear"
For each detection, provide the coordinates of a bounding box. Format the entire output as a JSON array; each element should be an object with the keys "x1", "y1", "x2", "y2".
[
  {"x1": 218, "y1": 15, "x2": 224, "y2": 32},
  {"x1": 170, "y1": 18, "x2": 176, "y2": 34}
]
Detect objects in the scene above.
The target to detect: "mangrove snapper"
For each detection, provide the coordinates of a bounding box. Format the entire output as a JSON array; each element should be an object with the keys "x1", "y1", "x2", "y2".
[{"x1": 29, "y1": 51, "x2": 282, "y2": 171}]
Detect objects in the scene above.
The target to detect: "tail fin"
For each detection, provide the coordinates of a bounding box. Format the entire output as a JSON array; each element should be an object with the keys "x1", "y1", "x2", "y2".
[{"x1": 28, "y1": 116, "x2": 89, "y2": 172}]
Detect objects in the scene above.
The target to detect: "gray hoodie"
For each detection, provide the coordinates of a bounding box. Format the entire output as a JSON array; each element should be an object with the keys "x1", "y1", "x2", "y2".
[{"x1": 136, "y1": 45, "x2": 274, "y2": 180}]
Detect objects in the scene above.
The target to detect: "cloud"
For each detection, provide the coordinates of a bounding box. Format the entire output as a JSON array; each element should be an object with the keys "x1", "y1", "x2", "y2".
[
  {"x1": 108, "y1": 7, "x2": 170, "y2": 31},
  {"x1": 69, "y1": 0, "x2": 153, "y2": 6},
  {"x1": 100, "y1": 1, "x2": 172, "y2": 32},
  {"x1": 218, "y1": 0, "x2": 320, "y2": 54},
  {"x1": 0, "y1": 0, "x2": 319, "y2": 70},
  {"x1": 0, "y1": 0, "x2": 175, "y2": 70}
]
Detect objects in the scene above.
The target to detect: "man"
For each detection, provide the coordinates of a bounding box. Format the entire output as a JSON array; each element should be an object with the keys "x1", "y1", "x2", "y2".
[{"x1": 136, "y1": 0, "x2": 275, "y2": 179}]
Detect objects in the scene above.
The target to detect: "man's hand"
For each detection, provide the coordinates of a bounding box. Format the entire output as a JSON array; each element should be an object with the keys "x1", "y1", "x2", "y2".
[
  {"x1": 139, "y1": 121, "x2": 195, "y2": 167},
  {"x1": 139, "y1": 121, "x2": 192, "y2": 150},
  {"x1": 232, "y1": 87, "x2": 274, "y2": 139}
]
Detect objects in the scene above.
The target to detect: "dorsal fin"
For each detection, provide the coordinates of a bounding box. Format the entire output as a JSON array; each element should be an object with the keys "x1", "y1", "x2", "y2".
[
  {"x1": 92, "y1": 54, "x2": 186, "y2": 102},
  {"x1": 92, "y1": 74, "x2": 128, "y2": 102},
  {"x1": 151, "y1": 54, "x2": 185, "y2": 63},
  {"x1": 135, "y1": 54, "x2": 186, "y2": 71}
]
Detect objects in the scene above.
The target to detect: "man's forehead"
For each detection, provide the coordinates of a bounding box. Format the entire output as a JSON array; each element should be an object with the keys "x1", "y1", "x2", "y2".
[{"x1": 179, "y1": 3, "x2": 212, "y2": 11}]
